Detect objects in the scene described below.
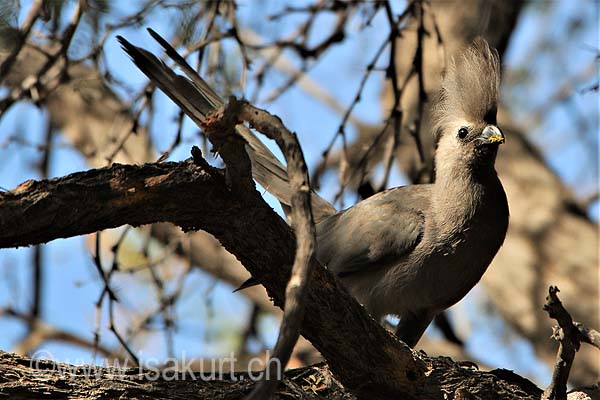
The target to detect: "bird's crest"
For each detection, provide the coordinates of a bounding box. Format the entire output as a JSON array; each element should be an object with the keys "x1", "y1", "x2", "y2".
[{"x1": 434, "y1": 37, "x2": 500, "y2": 134}]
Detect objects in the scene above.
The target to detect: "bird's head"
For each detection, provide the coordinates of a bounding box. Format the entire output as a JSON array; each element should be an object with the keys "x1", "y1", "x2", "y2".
[{"x1": 433, "y1": 37, "x2": 504, "y2": 171}]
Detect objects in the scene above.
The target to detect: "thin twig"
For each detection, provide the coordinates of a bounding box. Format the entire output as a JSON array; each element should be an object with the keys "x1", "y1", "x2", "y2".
[
  {"x1": 3, "y1": 307, "x2": 118, "y2": 357},
  {"x1": 0, "y1": 0, "x2": 44, "y2": 81},
  {"x1": 202, "y1": 98, "x2": 316, "y2": 400},
  {"x1": 28, "y1": 118, "x2": 54, "y2": 334},
  {"x1": 91, "y1": 231, "x2": 139, "y2": 366},
  {"x1": 239, "y1": 101, "x2": 316, "y2": 400}
]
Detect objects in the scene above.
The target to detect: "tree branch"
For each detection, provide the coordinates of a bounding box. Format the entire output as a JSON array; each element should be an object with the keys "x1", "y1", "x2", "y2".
[
  {"x1": 0, "y1": 351, "x2": 351, "y2": 400},
  {"x1": 0, "y1": 160, "x2": 226, "y2": 248},
  {"x1": 542, "y1": 286, "x2": 600, "y2": 400},
  {"x1": 222, "y1": 99, "x2": 317, "y2": 399},
  {"x1": 0, "y1": 348, "x2": 552, "y2": 400}
]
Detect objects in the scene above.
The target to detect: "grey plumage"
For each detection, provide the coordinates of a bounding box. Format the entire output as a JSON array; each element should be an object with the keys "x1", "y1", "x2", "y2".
[{"x1": 119, "y1": 32, "x2": 508, "y2": 347}]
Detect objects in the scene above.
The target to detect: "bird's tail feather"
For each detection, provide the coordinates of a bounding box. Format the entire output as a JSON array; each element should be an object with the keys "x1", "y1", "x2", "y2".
[
  {"x1": 117, "y1": 35, "x2": 213, "y2": 127},
  {"x1": 118, "y1": 30, "x2": 336, "y2": 221}
]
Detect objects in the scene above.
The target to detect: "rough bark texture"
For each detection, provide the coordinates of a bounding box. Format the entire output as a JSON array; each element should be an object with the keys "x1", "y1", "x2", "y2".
[
  {"x1": 0, "y1": 351, "x2": 353, "y2": 400},
  {"x1": 1, "y1": 349, "x2": 596, "y2": 400}
]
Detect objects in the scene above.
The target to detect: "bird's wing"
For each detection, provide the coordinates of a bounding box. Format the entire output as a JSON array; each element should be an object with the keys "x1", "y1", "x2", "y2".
[
  {"x1": 118, "y1": 30, "x2": 336, "y2": 222},
  {"x1": 316, "y1": 185, "x2": 430, "y2": 277}
]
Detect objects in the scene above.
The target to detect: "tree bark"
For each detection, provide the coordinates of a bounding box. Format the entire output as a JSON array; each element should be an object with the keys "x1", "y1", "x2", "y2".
[{"x1": 2, "y1": 350, "x2": 574, "y2": 400}]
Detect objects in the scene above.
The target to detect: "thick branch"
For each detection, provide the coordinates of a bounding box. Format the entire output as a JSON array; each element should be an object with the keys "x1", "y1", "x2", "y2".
[
  {"x1": 0, "y1": 351, "x2": 350, "y2": 400},
  {"x1": 0, "y1": 350, "x2": 566, "y2": 400},
  {"x1": 0, "y1": 160, "x2": 423, "y2": 397},
  {"x1": 0, "y1": 161, "x2": 228, "y2": 248}
]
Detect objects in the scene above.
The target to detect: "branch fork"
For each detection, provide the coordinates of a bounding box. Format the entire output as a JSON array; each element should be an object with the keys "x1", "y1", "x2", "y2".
[{"x1": 202, "y1": 95, "x2": 317, "y2": 400}]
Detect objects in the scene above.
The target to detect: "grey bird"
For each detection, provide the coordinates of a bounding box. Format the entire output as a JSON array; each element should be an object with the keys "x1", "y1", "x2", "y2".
[{"x1": 118, "y1": 31, "x2": 509, "y2": 347}]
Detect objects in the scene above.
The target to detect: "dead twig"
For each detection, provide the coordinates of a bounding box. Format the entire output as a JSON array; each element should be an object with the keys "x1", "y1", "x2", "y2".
[
  {"x1": 542, "y1": 286, "x2": 600, "y2": 400},
  {"x1": 203, "y1": 97, "x2": 316, "y2": 400}
]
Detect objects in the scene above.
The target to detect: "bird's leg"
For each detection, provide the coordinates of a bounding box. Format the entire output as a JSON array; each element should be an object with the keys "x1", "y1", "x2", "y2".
[{"x1": 395, "y1": 311, "x2": 434, "y2": 347}]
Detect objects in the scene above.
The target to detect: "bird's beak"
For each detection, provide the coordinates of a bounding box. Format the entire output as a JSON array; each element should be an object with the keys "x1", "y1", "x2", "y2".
[{"x1": 481, "y1": 125, "x2": 505, "y2": 144}]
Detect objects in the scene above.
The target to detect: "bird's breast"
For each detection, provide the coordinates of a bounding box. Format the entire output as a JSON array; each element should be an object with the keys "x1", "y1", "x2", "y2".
[
  {"x1": 388, "y1": 179, "x2": 508, "y2": 312},
  {"x1": 424, "y1": 186, "x2": 508, "y2": 309}
]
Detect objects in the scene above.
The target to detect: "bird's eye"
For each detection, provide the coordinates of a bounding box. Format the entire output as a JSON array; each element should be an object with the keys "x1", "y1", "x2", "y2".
[{"x1": 457, "y1": 127, "x2": 469, "y2": 139}]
